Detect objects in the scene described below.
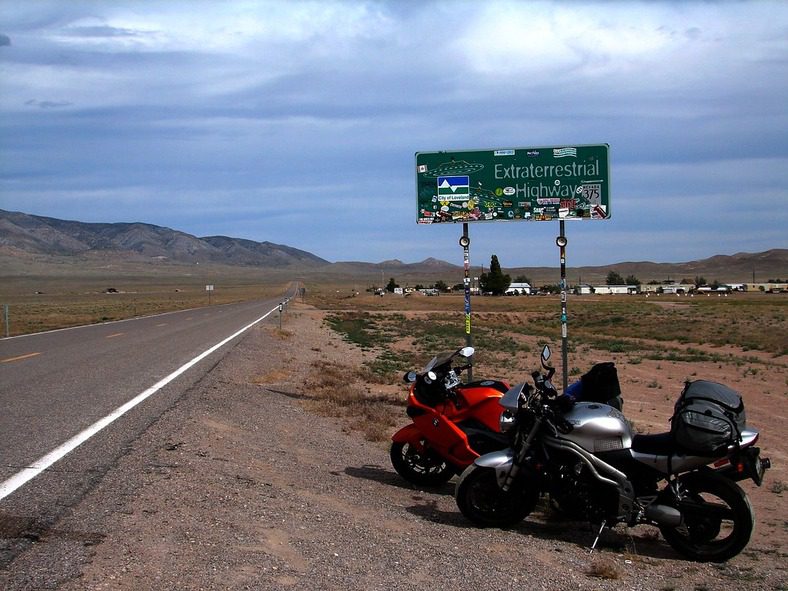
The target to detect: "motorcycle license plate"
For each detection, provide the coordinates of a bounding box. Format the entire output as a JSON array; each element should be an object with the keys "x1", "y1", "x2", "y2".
[{"x1": 716, "y1": 447, "x2": 768, "y2": 486}]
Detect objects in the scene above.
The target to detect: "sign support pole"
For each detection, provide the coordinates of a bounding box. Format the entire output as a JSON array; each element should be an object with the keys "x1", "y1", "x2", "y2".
[
  {"x1": 557, "y1": 221, "x2": 569, "y2": 391},
  {"x1": 460, "y1": 223, "x2": 473, "y2": 381}
]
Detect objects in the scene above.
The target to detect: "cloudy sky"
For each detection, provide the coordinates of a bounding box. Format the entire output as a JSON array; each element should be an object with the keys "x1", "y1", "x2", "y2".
[{"x1": 0, "y1": 1, "x2": 786, "y2": 267}]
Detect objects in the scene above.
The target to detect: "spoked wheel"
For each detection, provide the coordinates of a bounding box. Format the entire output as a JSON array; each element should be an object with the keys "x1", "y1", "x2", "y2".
[
  {"x1": 455, "y1": 465, "x2": 537, "y2": 528},
  {"x1": 658, "y1": 473, "x2": 754, "y2": 562},
  {"x1": 389, "y1": 442, "x2": 454, "y2": 486}
]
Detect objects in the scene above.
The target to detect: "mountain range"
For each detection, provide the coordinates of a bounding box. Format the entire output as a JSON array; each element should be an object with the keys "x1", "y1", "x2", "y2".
[
  {"x1": 1, "y1": 209, "x2": 786, "y2": 284},
  {"x1": 0, "y1": 209, "x2": 327, "y2": 268}
]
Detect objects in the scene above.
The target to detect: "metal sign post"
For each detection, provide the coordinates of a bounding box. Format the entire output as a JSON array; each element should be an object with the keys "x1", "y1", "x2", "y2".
[
  {"x1": 460, "y1": 223, "x2": 473, "y2": 381},
  {"x1": 557, "y1": 222, "x2": 569, "y2": 391}
]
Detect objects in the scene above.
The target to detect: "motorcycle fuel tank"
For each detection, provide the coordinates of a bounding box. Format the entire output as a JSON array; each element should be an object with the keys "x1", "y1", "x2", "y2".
[{"x1": 560, "y1": 402, "x2": 633, "y2": 452}]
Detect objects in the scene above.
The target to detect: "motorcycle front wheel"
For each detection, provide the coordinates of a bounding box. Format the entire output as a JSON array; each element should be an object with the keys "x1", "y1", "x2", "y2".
[
  {"x1": 658, "y1": 473, "x2": 754, "y2": 562},
  {"x1": 390, "y1": 442, "x2": 454, "y2": 486},
  {"x1": 455, "y1": 465, "x2": 537, "y2": 528}
]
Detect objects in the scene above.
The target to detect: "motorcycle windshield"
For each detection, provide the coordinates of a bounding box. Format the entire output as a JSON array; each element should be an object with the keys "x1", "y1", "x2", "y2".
[
  {"x1": 422, "y1": 351, "x2": 455, "y2": 373},
  {"x1": 500, "y1": 383, "x2": 527, "y2": 411}
]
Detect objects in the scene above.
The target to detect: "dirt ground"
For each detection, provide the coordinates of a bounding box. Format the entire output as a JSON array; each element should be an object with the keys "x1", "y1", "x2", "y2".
[{"x1": 1, "y1": 301, "x2": 786, "y2": 590}]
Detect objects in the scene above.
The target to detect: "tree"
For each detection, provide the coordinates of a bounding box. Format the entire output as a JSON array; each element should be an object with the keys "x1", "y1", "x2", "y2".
[
  {"x1": 479, "y1": 255, "x2": 511, "y2": 295},
  {"x1": 385, "y1": 277, "x2": 398, "y2": 292},
  {"x1": 514, "y1": 274, "x2": 531, "y2": 284},
  {"x1": 606, "y1": 270, "x2": 625, "y2": 285},
  {"x1": 625, "y1": 274, "x2": 640, "y2": 286},
  {"x1": 434, "y1": 280, "x2": 449, "y2": 292}
]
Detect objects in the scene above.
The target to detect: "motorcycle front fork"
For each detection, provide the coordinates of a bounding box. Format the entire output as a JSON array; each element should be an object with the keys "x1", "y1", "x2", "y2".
[{"x1": 501, "y1": 417, "x2": 543, "y2": 492}]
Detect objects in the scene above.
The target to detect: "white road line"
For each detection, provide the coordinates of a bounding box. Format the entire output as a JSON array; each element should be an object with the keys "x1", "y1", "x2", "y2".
[{"x1": 0, "y1": 303, "x2": 280, "y2": 501}]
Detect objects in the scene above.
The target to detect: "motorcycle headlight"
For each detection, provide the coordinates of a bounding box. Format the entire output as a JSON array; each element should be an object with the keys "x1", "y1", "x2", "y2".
[
  {"x1": 499, "y1": 410, "x2": 516, "y2": 433},
  {"x1": 443, "y1": 370, "x2": 460, "y2": 391}
]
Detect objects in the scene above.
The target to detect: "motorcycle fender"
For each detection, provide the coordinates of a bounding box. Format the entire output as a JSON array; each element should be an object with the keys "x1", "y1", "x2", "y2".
[
  {"x1": 473, "y1": 449, "x2": 514, "y2": 469},
  {"x1": 474, "y1": 449, "x2": 515, "y2": 489},
  {"x1": 391, "y1": 424, "x2": 422, "y2": 445}
]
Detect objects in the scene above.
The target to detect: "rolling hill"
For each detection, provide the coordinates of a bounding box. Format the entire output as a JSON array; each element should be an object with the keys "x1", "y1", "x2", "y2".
[{"x1": 1, "y1": 209, "x2": 786, "y2": 284}]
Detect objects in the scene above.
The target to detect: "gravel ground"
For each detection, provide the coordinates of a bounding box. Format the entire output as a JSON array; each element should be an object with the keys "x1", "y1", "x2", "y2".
[{"x1": 2, "y1": 303, "x2": 785, "y2": 590}]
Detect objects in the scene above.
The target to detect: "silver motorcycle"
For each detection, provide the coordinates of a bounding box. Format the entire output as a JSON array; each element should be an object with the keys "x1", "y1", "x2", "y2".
[{"x1": 455, "y1": 346, "x2": 770, "y2": 562}]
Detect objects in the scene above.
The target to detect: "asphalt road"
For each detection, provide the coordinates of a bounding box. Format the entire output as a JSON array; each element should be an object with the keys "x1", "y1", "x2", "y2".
[{"x1": 0, "y1": 292, "x2": 291, "y2": 566}]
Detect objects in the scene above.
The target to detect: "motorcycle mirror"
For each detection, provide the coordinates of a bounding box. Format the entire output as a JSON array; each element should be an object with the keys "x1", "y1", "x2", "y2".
[
  {"x1": 459, "y1": 346, "x2": 475, "y2": 358},
  {"x1": 403, "y1": 371, "x2": 417, "y2": 384},
  {"x1": 426, "y1": 371, "x2": 438, "y2": 383}
]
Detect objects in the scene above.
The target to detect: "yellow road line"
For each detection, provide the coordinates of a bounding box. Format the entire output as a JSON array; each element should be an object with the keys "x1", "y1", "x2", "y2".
[
  {"x1": 105, "y1": 333, "x2": 124, "y2": 339},
  {"x1": 1, "y1": 352, "x2": 42, "y2": 364}
]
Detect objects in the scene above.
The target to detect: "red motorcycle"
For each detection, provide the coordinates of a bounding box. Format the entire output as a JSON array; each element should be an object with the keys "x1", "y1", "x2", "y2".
[{"x1": 390, "y1": 347, "x2": 510, "y2": 485}]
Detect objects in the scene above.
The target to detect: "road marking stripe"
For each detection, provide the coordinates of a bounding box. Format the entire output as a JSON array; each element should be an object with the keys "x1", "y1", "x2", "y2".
[
  {"x1": 105, "y1": 333, "x2": 124, "y2": 339},
  {"x1": 0, "y1": 302, "x2": 282, "y2": 501},
  {"x1": 1, "y1": 352, "x2": 42, "y2": 364}
]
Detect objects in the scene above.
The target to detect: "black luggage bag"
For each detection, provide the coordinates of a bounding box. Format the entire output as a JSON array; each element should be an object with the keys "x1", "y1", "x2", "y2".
[{"x1": 671, "y1": 380, "x2": 746, "y2": 456}]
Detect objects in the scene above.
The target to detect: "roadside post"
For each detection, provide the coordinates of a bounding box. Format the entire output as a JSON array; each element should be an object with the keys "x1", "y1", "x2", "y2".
[
  {"x1": 557, "y1": 223, "x2": 569, "y2": 390},
  {"x1": 416, "y1": 145, "x2": 610, "y2": 390},
  {"x1": 3, "y1": 304, "x2": 8, "y2": 338},
  {"x1": 460, "y1": 223, "x2": 473, "y2": 381},
  {"x1": 278, "y1": 302, "x2": 284, "y2": 330},
  {"x1": 206, "y1": 284, "x2": 214, "y2": 305}
]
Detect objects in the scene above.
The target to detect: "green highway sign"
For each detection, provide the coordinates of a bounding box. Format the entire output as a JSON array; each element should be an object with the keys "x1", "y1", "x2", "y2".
[{"x1": 416, "y1": 144, "x2": 610, "y2": 224}]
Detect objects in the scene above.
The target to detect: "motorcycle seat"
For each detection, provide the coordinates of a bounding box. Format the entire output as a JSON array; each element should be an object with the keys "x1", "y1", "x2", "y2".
[{"x1": 632, "y1": 432, "x2": 677, "y2": 455}]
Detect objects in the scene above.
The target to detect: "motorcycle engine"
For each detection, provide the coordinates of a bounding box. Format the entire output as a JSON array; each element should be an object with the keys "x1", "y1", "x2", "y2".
[{"x1": 551, "y1": 462, "x2": 615, "y2": 522}]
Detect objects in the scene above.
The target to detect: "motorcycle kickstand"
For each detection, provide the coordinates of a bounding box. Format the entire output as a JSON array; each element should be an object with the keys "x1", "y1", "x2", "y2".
[{"x1": 589, "y1": 520, "x2": 607, "y2": 554}]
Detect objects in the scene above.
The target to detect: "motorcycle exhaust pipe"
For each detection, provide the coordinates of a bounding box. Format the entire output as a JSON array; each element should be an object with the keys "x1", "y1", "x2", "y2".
[{"x1": 645, "y1": 504, "x2": 683, "y2": 527}]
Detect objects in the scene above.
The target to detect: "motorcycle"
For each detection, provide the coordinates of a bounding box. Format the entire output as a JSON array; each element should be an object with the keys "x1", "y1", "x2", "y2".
[
  {"x1": 455, "y1": 346, "x2": 771, "y2": 562},
  {"x1": 390, "y1": 346, "x2": 510, "y2": 485}
]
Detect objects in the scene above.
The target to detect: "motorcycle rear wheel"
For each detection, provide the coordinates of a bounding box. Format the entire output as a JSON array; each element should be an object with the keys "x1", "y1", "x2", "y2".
[
  {"x1": 658, "y1": 473, "x2": 754, "y2": 562},
  {"x1": 455, "y1": 465, "x2": 537, "y2": 528},
  {"x1": 389, "y1": 442, "x2": 454, "y2": 486}
]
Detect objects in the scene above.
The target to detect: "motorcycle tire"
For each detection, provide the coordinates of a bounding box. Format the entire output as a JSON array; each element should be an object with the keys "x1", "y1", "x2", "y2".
[
  {"x1": 658, "y1": 472, "x2": 754, "y2": 563},
  {"x1": 389, "y1": 442, "x2": 454, "y2": 486},
  {"x1": 455, "y1": 465, "x2": 537, "y2": 528}
]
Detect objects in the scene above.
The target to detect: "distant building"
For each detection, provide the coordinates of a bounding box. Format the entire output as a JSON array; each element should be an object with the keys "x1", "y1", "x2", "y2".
[
  {"x1": 576, "y1": 284, "x2": 637, "y2": 295},
  {"x1": 743, "y1": 282, "x2": 788, "y2": 293},
  {"x1": 505, "y1": 282, "x2": 532, "y2": 295}
]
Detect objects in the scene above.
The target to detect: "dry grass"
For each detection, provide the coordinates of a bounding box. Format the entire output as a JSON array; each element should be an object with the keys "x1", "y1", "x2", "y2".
[
  {"x1": 586, "y1": 558, "x2": 621, "y2": 579},
  {"x1": 302, "y1": 360, "x2": 403, "y2": 442},
  {"x1": 0, "y1": 274, "x2": 288, "y2": 336}
]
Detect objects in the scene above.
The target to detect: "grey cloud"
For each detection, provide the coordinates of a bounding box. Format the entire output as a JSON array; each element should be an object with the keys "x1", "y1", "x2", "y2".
[
  {"x1": 0, "y1": 34, "x2": 10, "y2": 46},
  {"x1": 25, "y1": 99, "x2": 73, "y2": 109},
  {"x1": 64, "y1": 25, "x2": 143, "y2": 39}
]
